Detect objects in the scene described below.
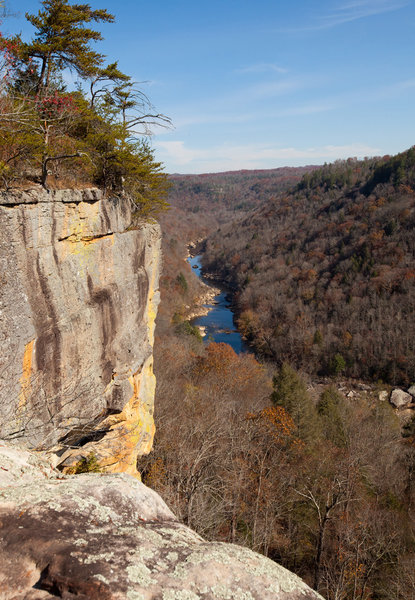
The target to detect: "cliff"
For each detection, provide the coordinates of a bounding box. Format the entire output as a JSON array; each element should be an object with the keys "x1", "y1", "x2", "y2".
[
  {"x1": 0, "y1": 188, "x2": 161, "y2": 477},
  {"x1": 0, "y1": 188, "x2": 328, "y2": 599},
  {"x1": 0, "y1": 442, "x2": 324, "y2": 600}
]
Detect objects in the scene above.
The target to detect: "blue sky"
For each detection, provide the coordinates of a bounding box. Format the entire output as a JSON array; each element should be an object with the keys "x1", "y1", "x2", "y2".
[{"x1": 6, "y1": 0, "x2": 415, "y2": 173}]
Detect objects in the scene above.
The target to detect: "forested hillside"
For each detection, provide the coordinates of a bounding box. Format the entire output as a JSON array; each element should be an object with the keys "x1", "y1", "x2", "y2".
[
  {"x1": 204, "y1": 149, "x2": 415, "y2": 385},
  {"x1": 146, "y1": 150, "x2": 415, "y2": 600},
  {"x1": 148, "y1": 215, "x2": 415, "y2": 600},
  {"x1": 167, "y1": 165, "x2": 319, "y2": 229}
]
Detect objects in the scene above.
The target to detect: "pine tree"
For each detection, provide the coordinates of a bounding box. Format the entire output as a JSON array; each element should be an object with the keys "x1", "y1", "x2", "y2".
[
  {"x1": 89, "y1": 61, "x2": 130, "y2": 108},
  {"x1": 24, "y1": 0, "x2": 114, "y2": 94},
  {"x1": 271, "y1": 363, "x2": 320, "y2": 443},
  {"x1": 317, "y1": 386, "x2": 347, "y2": 447}
]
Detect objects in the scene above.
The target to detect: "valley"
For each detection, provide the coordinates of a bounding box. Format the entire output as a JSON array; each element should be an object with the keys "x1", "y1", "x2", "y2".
[
  {"x1": 2, "y1": 1, "x2": 415, "y2": 598},
  {"x1": 148, "y1": 152, "x2": 415, "y2": 600}
]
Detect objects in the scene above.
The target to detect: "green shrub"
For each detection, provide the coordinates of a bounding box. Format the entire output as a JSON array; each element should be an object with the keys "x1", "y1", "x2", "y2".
[
  {"x1": 175, "y1": 320, "x2": 202, "y2": 341},
  {"x1": 329, "y1": 353, "x2": 346, "y2": 376},
  {"x1": 176, "y1": 272, "x2": 188, "y2": 293},
  {"x1": 73, "y1": 452, "x2": 102, "y2": 474}
]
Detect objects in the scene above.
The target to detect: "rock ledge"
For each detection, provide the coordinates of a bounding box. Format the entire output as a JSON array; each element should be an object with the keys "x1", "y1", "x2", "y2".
[{"x1": 0, "y1": 442, "x2": 324, "y2": 600}]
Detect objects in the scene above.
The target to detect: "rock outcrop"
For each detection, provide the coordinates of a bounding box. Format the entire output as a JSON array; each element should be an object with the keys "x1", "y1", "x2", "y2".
[
  {"x1": 0, "y1": 442, "x2": 324, "y2": 600},
  {"x1": 378, "y1": 390, "x2": 389, "y2": 402},
  {"x1": 390, "y1": 389, "x2": 413, "y2": 409},
  {"x1": 0, "y1": 189, "x2": 160, "y2": 476}
]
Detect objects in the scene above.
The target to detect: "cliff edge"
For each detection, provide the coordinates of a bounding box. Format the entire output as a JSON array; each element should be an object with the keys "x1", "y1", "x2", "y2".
[
  {"x1": 0, "y1": 188, "x2": 160, "y2": 477},
  {"x1": 0, "y1": 442, "x2": 324, "y2": 600}
]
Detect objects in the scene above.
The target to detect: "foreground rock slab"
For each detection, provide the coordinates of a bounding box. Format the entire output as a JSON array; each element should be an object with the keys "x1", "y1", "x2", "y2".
[{"x1": 0, "y1": 443, "x2": 323, "y2": 600}]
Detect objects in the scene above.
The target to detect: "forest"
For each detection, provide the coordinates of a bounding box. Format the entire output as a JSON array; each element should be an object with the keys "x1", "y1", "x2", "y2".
[
  {"x1": 168, "y1": 165, "x2": 319, "y2": 227},
  {"x1": 145, "y1": 150, "x2": 415, "y2": 600},
  {"x1": 203, "y1": 150, "x2": 415, "y2": 385}
]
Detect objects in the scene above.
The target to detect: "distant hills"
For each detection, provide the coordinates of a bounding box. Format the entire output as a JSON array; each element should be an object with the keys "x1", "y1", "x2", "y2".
[
  {"x1": 202, "y1": 148, "x2": 415, "y2": 385},
  {"x1": 168, "y1": 165, "x2": 319, "y2": 226}
]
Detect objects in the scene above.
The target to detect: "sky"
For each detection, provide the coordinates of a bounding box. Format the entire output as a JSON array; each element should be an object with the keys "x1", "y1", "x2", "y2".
[{"x1": 5, "y1": 0, "x2": 415, "y2": 173}]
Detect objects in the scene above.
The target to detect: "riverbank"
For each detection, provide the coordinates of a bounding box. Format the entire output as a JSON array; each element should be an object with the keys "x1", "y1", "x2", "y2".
[
  {"x1": 185, "y1": 281, "x2": 220, "y2": 320},
  {"x1": 184, "y1": 241, "x2": 220, "y2": 320},
  {"x1": 187, "y1": 254, "x2": 249, "y2": 354}
]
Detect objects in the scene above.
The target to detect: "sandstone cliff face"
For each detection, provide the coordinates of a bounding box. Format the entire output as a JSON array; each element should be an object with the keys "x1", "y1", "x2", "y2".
[
  {"x1": 0, "y1": 188, "x2": 160, "y2": 476},
  {"x1": 0, "y1": 442, "x2": 324, "y2": 600}
]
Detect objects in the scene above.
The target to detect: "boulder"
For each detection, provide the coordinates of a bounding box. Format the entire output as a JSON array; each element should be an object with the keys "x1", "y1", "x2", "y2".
[
  {"x1": 378, "y1": 390, "x2": 389, "y2": 402},
  {"x1": 390, "y1": 389, "x2": 412, "y2": 408},
  {"x1": 407, "y1": 385, "x2": 415, "y2": 398},
  {"x1": 399, "y1": 409, "x2": 415, "y2": 425},
  {"x1": 0, "y1": 442, "x2": 324, "y2": 600}
]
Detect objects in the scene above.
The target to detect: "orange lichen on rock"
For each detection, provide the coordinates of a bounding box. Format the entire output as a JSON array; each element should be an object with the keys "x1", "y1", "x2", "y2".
[
  {"x1": 18, "y1": 340, "x2": 35, "y2": 412},
  {"x1": 58, "y1": 357, "x2": 156, "y2": 479}
]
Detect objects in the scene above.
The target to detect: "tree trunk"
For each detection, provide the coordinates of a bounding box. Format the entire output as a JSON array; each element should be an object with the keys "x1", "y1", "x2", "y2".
[
  {"x1": 313, "y1": 513, "x2": 328, "y2": 591},
  {"x1": 41, "y1": 153, "x2": 82, "y2": 188},
  {"x1": 36, "y1": 54, "x2": 49, "y2": 94}
]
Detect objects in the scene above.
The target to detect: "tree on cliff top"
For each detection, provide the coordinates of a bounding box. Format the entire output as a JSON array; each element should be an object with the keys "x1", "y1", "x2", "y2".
[
  {"x1": 0, "y1": 0, "x2": 170, "y2": 215},
  {"x1": 24, "y1": 0, "x2": 114, "y2": 94}
]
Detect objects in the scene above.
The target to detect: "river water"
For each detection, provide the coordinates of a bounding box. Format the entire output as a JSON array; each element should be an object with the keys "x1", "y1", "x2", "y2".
[{"x1": 187, "y1": 255, "x2": 248, "y2": 354}]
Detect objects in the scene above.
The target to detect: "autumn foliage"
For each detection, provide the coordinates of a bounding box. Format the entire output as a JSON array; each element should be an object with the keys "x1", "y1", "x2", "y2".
[
  {"x1": 147, "y1": 150, "x2": 415, "y2": 599},
  {"x1": 245, "y1": 405, "x2": 296, "y2": 447},
  {"x1": 203, "y1": 150, "x2": 415, "y2": 384}
]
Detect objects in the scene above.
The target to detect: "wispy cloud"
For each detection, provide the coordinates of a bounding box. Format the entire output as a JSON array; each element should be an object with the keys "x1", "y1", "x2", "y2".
[
  {"x1": 235, "y1": 63, "x2": 288, "y2": 75},
  {"x1": 278, "y1": 102, "x2": 335, "y2": 117},
  {"x1": 169, "y1": 75, "x2": 314, "y2": 129},
  {"x1": 155, "y1": 141, "x2": 381, "y2": 173},
  {"x1": 173, "y1": 112, "x2": 258, "y2": 128},
  {"x1": 377, "y1": 78, "x2": 415, "y2": 96},
  {"x1": 322, "y1": 0, "x2": 410, "y2": 27},
  {"x1": 245, "y1": 78, "x2": 303, "y2": 100},
  {"x1": 169, "y1": 74, "x2": 415, "y2": 131},
  {"x1": 172, "y1": 101, "x2": 334, "y2": 129},
  {"x1": 281, "y1": 0, "x2": 409, "y2": 32}
]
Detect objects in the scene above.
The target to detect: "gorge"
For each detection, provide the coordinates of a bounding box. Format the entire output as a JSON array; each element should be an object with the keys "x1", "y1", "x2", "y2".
[
  {"x1": 149, "y1": 154, "x2": 415, "y2": 600},
  {"x1": 1, "y1": 0, "x2": 414, "y2": 597},
  {"x1": 0, "y1": 187, "x2": 323, "y2": 600}
]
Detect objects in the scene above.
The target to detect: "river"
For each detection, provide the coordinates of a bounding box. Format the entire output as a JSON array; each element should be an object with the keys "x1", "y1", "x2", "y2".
[{"x1": 187, "y1": 255, "x2": 248, "y2": 354}]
